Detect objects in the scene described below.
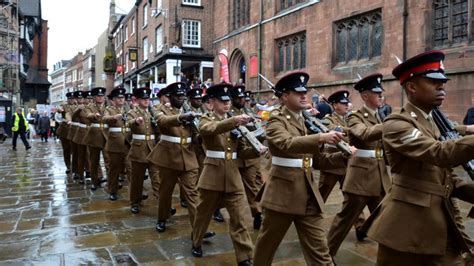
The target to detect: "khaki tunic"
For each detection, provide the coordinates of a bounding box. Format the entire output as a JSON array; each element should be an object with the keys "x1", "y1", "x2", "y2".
[
  {"x1": 366, "y1": 102, "x2": 474, "y2": 257},
  {"x1": 84, "y1": 103, "x2": 107, "y2": 148}
]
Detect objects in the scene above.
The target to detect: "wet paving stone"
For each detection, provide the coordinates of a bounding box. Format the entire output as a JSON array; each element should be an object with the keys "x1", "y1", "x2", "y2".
[{"x1": 2, "y1": 141, "x2": 473, "y2": 264}]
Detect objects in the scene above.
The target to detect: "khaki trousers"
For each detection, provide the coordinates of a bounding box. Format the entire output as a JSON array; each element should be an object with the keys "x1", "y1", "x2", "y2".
[
  {"x1": 318, "y1": 172, "x2": 345, "y2": 202},
  {"x1": 327, "y1": 193, "x2": 382, "y2": 257},
  {"x1": 254, "y1": 209, "x2": 333, "y2": 266},
  {"x1": 158, "y1": 167, "x2": 198, "y2": 224},
  {"x1": 71, "y1": 141, "x2": 78, "y2": 174},
  {"x1": 60, "y1": 137, "x2": 71, "y2": 170},
  {"x1": 76, "y1": 144, "x2": 88, "y2": 178},
  {"x1": 130, "y1": 161, "x2": 159, "y2": 206},
  {"x1": 107, "y1": 152, "x2": 126, "y2": 194},
  {"x1": 239, "y1": 165, "x2": 262, "y2": 216},
  {"x1": 377, "y1": 244, "x2": 464, "y2": 266},
  {"x1": 192, "y1": 189, "x2": 253, "y2": 263}
]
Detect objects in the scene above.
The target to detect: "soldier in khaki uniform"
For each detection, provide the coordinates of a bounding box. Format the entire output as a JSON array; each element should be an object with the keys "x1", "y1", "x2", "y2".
[
  {"x1": 84, "y1": 87, "x2": 108, "y2": 190},
  {"x1": 126, "y1": 87, "x2": 159, "y2": 214},
  {"x1": 191, "y1": 83, "x2": 267, "y2": 266},
  {"x1": 71, "y1": 91, "x2": 89, "y2": 184},
  {"x1": 103, "y1": 88, "x2": 128, "y2": 200},
  {"x1": 365, "y1": 50, "x2": 474, "y2": 265},
  {"x1": 56, "y1": 92, "x2": 74, "y2": 174},
  {"x1": 149, "y1": 82, "x2": 212, "y2": 236},
  {"x1": 253, "y1": 72, "x2": 351, "y2": 266},
  {"x1": 229, "y1": 85, "x2": 264, "y2": 229},
  {"x1": 67, "y1": 93, "x2": 79, "y2": 179},
  {"x1": 327, "y1": 73, "x2": 391, "y2": 258}
]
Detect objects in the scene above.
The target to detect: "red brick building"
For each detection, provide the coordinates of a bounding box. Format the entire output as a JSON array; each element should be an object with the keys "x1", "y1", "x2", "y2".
[
  {"x1": 112, "y1": 0, "x2": 214, "y2": 95},
  {"x1": 213, "y1": 0, "x2": 474, "y2": 122},
  {"x1": 64, "y1": 53, "x2": 84, "y2": 93}
]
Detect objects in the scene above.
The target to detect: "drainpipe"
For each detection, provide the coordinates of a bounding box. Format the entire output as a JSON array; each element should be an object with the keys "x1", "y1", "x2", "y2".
[
  {"x1": 135, "y1": 0, "x2": 140, "y2": 89},
  {"x1": 257, "y1": 0, "x2": 263, "y2": 101},
  {"x1": 401, "y1": 0, "x2": 408, "y2": 106}
]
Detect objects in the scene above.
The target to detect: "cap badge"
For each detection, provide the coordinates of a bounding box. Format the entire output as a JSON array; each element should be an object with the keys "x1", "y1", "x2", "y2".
[
  {"x1": 196, "y1": 90, "x2": 199, "y2": 95},
  {"x1": 178, "y1": 84, "x2": 181, "y2": 88},
  {"x1": 300, "y1": 76, "x2": 305, "y2": 83},
  {"x1": 224, "y1": 87, "x2": 228, "y2": 93},
  {"x1": 344, "y1": 93, "x2": 348, "y2": 97},
  {"x1": 440, "y1": 60, "x2": 445, "y2": 70},
  {"x1": 143, "y1": 89, "x2": 146, "y2": 93},
  {"x1": 377, "y1": 77, "x2": 381, "y2": 84}
]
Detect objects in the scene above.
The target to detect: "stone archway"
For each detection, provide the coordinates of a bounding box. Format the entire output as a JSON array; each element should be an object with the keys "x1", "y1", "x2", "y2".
[{"x1": 229, "y1": 49, "x2": 246, "y2": 85}]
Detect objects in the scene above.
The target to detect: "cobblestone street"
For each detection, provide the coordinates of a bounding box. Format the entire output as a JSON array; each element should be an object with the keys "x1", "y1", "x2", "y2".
[{"x1": 1, "y1": 140, "x2": 473, "y2": 265}]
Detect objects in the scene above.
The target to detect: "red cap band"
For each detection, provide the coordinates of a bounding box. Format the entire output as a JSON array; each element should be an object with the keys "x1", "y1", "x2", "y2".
[{"x1": 399, "y1": 62, "x2": 442, "y2": 84}]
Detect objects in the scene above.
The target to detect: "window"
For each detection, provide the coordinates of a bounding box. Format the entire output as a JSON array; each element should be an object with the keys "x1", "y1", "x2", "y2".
[
  {"x1": 278, "y1": 0, "x2": 306, "y2": 12},
  {"x1": 182, "y1": 0, "x2": 201, "y2": 6},
  {"x1": 143, "y1": 37, "x2": 149, "y2": 61},
  {"x1": 231, "y1": 0, "x2": 250, "y2": 30},
  {"x1": 125, "y1": 26, "x2": 128, "y2": 41},
  {"x1": 276, "y1": 32, "x2": 306, "y2": 72},
  {"x1": 182, "y1": 20, "x2": 201, "y2": 48},
  {"x1": 157, "y1": 0, "x2": 162, "y2": 9},
  {"x1": 434, "y1": 0, "x2": 471, "y2": 47},
  {"x1": 156, "y1": 25, "x2": 163, "y2": 53},
  {"x1": 334, "y1": 9, "x2": 382, "y2": 64},
  {"x1": 143, "y1": 4, "x2": 148, "y2": 27},
  {"x1": 132, "y1": 17, "x2": 136, "y2": 34}
]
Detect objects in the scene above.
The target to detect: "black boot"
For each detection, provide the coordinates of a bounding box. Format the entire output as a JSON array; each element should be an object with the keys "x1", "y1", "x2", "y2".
[
  {"x1": 238, "y1": 259, "x2": 252, "y2": 266},
  {"x1": 155, "y1": 220, "x2": 166, "y2": 232},
  {"x1": 180, "y1": 198, "x2": 188, "y2": 208},
  {"x1": 213, "y1": 209, "x2": 224, "y2": 223},
  {"x1": 253, "y1": 213, "x2": 262, "y2": 230},
  {"x1": 191, "y1": 246, "x2": 202, "y2": 257}
]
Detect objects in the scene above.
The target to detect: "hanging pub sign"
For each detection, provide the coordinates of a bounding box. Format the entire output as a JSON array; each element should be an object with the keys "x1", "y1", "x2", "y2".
[{"x1": 129, "y1": 48, "x2": 138, "y2": 62}]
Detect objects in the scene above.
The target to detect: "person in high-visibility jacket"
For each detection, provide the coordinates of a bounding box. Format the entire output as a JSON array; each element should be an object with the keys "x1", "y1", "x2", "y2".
[{"x1": 11, "y1": 107, "x2": 31, "y2": 151}]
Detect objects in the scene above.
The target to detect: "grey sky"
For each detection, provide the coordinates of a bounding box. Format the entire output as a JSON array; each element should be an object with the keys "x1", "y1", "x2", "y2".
[{"x1": 42, "y1": 0, "x2": 134, "y2": 72}]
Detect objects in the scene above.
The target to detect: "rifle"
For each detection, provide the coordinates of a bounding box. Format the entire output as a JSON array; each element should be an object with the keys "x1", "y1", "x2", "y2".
[
  {"x1": 182, "y1": 101, "x2": 201, "y2": 133},
  {"x1": 432, "y1": 107, "x2": 474, "y2": 218},
  {"x1": 259, "y1": 73, "x2": 352, "y2": 156},
  {"x1": 227, "y1": 112, "x2": 266, "y2": 154},
  {"x1": 148, "y1": 105, "x2": 158, "y2": 128},
  {"x1": 432, "y1": 107, "x2": 474, "y2": 179}
]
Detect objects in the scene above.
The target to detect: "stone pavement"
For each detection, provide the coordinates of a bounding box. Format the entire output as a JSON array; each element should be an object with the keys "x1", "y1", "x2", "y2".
[{"x1": 0, "y1": 140, "x2": 473, "y2": 265}]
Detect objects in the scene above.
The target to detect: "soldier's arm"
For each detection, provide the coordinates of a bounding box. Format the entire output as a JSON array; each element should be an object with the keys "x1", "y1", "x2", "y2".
[
  {"x1": 313, "y1": 149, "x2": 346, "y2": 170},
  {"x1": 102, "y1": 108, "x2": 117, "y2": 123},
  {"x1": 384, "y1": 115, "x2": 474, "y2": 168},
  {"x1": 266, "y1": 115, "x2": 321, "y2": 154},
  {"x1": 348, "y1": 113, "x2": 383, "y2": 141},
  {"x1": 126, "y1": 111, "x2": 139, "y2": 129},
  {"x1": 199, "y1": 115, "x2": 236, "y2": 136},
  {"x1": 237, "y1": 138, "x2": 260, "y2": 159},
  {"x1": 156, "y1": 112, "x2": 181, "y2": 128}
]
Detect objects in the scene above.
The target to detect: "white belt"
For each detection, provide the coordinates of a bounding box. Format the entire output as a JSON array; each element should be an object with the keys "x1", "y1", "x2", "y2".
[
  {"x1": 355, "y1": 149, "x2": 384, "y2": 158},
  {"x1": 160, "y1": 134, "x2": 192, "y2": 144},
  {"x1": 252, "y1": 127, "x2": 265, "y2": 137},
  {"x1": 272, "y1": 156, "x2": 313, "y2": 168},
  {"x1": 206, "y1": 150, "x2": 237, "y2": 160},
  {"x1": 132, "y1": 134, "x2": 155, "y2": 140},
  {"x1": 77, "y1": 123, "x2": 87, "y2": 128},
  {"x1": 90, "y1": 123, "x2": 109, "y2": 129},
  {"x1": 109, "y1": 127, "x2": 130, "y2": 133},
  {"x1": 71, "y1": 122, "x2": 78, "y2": 127}
]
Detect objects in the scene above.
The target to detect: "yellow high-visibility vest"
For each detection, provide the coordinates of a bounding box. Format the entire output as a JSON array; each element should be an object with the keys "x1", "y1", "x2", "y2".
[{"x1": 11, "y1": 112, "x2": 29, "y2": 132}]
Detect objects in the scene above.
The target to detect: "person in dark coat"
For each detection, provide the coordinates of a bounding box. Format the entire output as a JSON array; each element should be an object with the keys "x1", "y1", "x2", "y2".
[
  {"x1": 38, "y1": 111, "x2": 51, "y2": 142},
  {"x1": 463, "y1": 107, "x2": 474, "y2": 125}
]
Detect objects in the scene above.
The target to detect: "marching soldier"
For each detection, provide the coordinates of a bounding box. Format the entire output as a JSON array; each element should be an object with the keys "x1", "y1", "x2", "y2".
[
  {"x1": 326, "y1": 73, "x2": 391, "y2": 258},
  {"x1": 229, "y1": 85, "x2": 264, "y2": 229},
  {"x1": 102, "y1": 88, "x2": 128, "y2": 200},
  {"x1": 126, "y1": 87, "x2": 159, "y2": 214},
  {"x1": 84, "y1": 87, "x2": 108, "y2": 190},
  {"x1": 187, "y1": 88, "x2": 205, "y2": 113},
  {"x1": 71, "y1": 91, "x2": 89, "y2": 184},
  {"x1": 253, "y1": 72, "x2": 351, "y2": 265},
  {"x1": 191, "y1": 83, "x2": 267, "y2": 266},
  {"x1": 148, "y1": 82, "x2": 212, "y2": 236},
  {"x1": 56, "y1": 92, "x2": 74, "y2": 173},
  {"x1": 365, "y1": 50, "x2": 474, "y2": 265}
]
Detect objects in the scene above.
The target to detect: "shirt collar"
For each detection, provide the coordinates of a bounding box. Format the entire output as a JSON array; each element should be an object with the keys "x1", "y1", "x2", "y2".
[{"x1": 363, "y1": 105, "x2": 378, "y2": 117}]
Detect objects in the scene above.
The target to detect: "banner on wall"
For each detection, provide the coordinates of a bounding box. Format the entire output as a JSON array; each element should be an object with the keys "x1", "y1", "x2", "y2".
[
  {"x1": 249, "y1": 55, "x2": 258, "y2": 78},
  {"x1": 218, "y1": 49, "x2": 230, "y2": 83}
]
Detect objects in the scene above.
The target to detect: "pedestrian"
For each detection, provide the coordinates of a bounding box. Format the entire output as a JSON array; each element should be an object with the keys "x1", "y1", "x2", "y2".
[
  {"x1": 26, "y1": 109, "x2": 36, "y2": 139},
  {"x1": 11, "y1": 107, "x2": 31, "y2": 151},
  {"x1": 463, "y1": 106, "x2": 474, "y2": 125},
  {"x1": 326, "y1": 73, "x2": 391, "y2": 259},
  {"x1": 365, "y1": 50, "x2": 474, "y2": 265},
  {"x1": 37, "y1": 111, "x2": 51, "y2": 142}
]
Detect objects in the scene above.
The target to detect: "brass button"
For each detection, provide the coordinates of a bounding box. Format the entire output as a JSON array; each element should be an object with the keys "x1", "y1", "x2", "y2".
[
  {"x1": 227, "y1": 147, "x2": 231, "y2": 151},
  {"x1": 304, "y1": 158, "x2": 309, "y2": 161},
  {"x1": 227, "y1": 138, "x2": 231, "y2": 141}
]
